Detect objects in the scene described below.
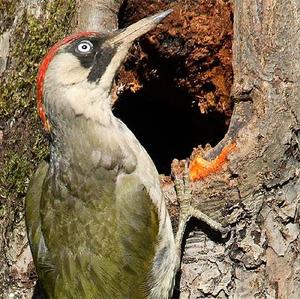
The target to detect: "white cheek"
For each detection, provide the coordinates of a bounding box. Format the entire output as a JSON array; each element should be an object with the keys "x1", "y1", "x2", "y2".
[
  {"x1": 47, "y1": 52, "x2": 90, "y2": 85},
  {"x1": 44, "y1": 52, "x2": 112, "y2": 125},
  {"x1": 64, "y1": 86, "x2": 89, "y2": 114},
  {"x1": 63, "y1": 83, "x2": 112, "y2": 124}
]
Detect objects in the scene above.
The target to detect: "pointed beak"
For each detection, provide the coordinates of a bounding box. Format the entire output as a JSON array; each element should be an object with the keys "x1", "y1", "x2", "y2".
[
  {"x1": 107, "y1": 9, "x2": 173, "y2": 47},
  {"x1": 90, "y1": 9, "x2": 172, "y2": 89}
]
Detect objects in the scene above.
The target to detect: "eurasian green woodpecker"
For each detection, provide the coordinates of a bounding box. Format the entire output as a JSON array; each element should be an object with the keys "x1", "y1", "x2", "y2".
[{"x1": 25, "y1": 10, "x2": 179, "y2": 299}]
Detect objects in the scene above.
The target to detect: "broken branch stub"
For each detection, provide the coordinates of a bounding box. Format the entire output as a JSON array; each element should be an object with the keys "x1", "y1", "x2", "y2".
[{"x1": 74, "y1": 0, "x2": 123, "y2": 32}]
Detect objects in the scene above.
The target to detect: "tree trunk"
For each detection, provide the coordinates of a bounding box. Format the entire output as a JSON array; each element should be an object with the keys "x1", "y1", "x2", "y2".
[
  {"x1": 1, "y1": 0, "x2": 299, "y2": 298},
  {"x1": 179, "y1": 1, "x2": 300, "y2": 298}
]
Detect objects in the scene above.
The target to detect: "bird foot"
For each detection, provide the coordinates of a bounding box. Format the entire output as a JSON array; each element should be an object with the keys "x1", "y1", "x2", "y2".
[{"x1": 171, "y1": 159, "x2": 229, "y2": 251}]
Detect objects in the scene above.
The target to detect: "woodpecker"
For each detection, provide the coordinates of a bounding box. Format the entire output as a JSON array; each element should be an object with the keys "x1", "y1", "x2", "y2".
[{"x1": 25, "y1": 10, "x2": 179, "y2": 299}]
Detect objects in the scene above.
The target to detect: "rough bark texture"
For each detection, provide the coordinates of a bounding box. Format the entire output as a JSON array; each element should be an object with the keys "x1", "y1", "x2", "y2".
[
  {"x1": 178, "y1": 1, "x2": 300, "y2": 298},
  {"x1": 1, "y1": 0, "x2": 299, "y2": 298},
  {"x1": 0, "y1": 1, "x2": 76, "y2": 297}
]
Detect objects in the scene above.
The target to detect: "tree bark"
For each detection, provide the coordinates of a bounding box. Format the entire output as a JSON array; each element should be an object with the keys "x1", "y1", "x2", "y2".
[
  {"x1": 1, "y1": 0, "x2": 300, "y2": 298},
  {"x1": 75, "y1": 0, "x2": 122, "y2": 32},
  {"x1": 179, "y1": 1, "x2": 300, "y2": 298}
]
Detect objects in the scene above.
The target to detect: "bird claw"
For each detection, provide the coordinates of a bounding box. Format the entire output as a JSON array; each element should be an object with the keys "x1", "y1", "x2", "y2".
[
  {"x1": 172, "y1": 159, "x2": 191, "y2": 217},
  {"x1": 171, "y1": 159, "x2": 229, "y2": 249}
]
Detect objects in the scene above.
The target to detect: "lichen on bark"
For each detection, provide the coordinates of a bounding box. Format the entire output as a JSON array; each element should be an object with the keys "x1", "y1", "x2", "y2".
[{"x1": 0, "y1": 0, "x2": 76, "y2": 296}]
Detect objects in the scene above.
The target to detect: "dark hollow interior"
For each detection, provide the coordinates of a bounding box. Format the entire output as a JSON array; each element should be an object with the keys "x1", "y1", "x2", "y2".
[
  {"x1": 113, "y1": 79, "x2": 228, "y2": 175},
  {"x1": 114, "y1": 0, "x2": 233, "y2": 175}
]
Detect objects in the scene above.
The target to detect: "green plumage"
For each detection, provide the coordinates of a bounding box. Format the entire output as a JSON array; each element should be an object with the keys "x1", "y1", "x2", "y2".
[{"x1": 26, "y1": 158, "x2": 159, "y2": 298}]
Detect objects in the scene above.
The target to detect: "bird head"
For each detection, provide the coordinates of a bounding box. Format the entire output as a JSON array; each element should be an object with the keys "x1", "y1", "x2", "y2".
[{"x1": 36, "y1": 9, "x2": 172, "y2": 132}]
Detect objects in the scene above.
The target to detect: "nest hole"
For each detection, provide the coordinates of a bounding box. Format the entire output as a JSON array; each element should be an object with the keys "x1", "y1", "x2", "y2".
[
  {"x1": 114, "y1": 0, "x2": 233, "y2": 175},
  {"x1": 113, "y1": 80, "x2": 228, "y2": 174}
]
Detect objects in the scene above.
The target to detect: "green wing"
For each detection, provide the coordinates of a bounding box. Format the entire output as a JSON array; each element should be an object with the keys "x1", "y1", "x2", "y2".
[
  {"x1": 27, "y1": 162, "x2": 159, "y2": 298},
  {"x1": 113, "y1": 174, "x2": 160, "y2": 297},
  {"x1": 25, "y1": 161, "x2": 56, "y2": 297},
  {"x1": 49, "y1": 171, "x2": 160, "y2": 298}
]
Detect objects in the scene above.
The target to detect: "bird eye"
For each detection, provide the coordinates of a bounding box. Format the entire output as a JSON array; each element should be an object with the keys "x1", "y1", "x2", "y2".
[{"x1": 76, "y1": 40, "x2": 93, "y2": 53}]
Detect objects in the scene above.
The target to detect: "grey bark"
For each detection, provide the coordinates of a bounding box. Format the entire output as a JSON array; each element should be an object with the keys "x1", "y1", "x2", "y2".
[
  {"x1": 179, "y1": 0, "x2": 300, "y2": 298},
  {"x1": 75, "y1": 0, "x2": 122, "y2": 32},
  {"x1": 1, "y1": 0, "x2": 300, "y2": 298}
]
